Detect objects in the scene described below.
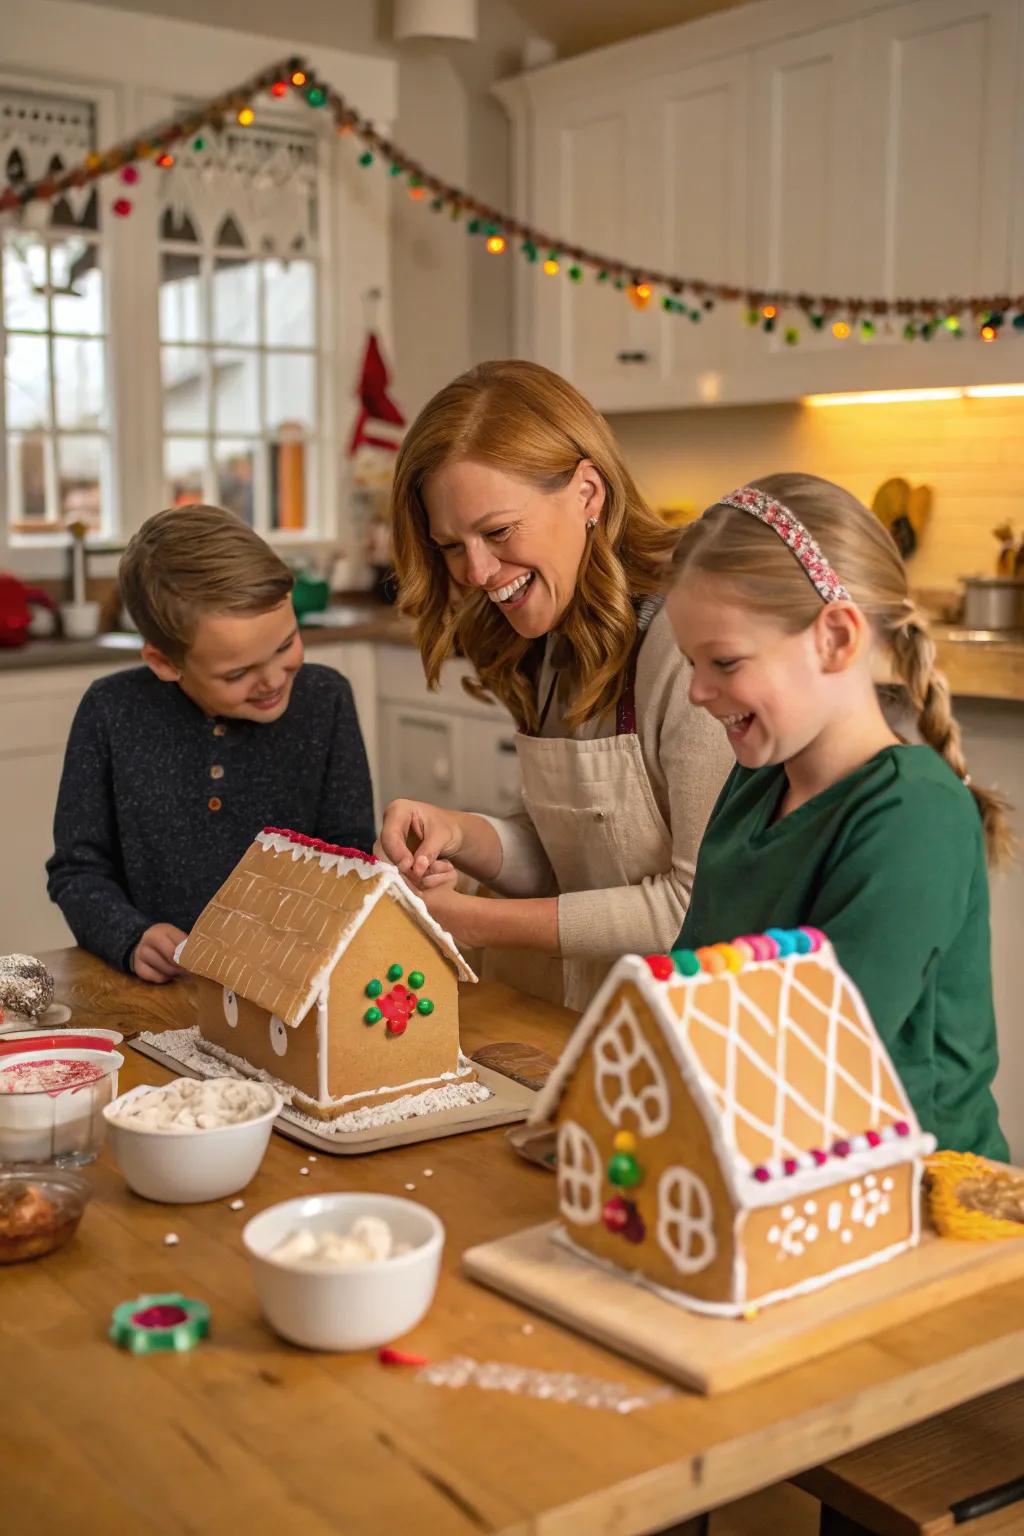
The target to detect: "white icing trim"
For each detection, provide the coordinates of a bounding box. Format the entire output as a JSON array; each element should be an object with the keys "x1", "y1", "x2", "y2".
[
  {"x1": 532, "y1": 953, "x2": 930, "y2": 1211},
  {"x1": 554, "y1": 1158, "x2": 924, "y2": 1315},
  {"x1": 557, "y1": 1120, "x2": 602, "y2": 1225},
  {"x1": 316, "y1": 989, "x2": 328, "y2": 1105},
  {"x1": 138, "y1": 1027, "x2": 491, "y2": 1135},
  {"x1": 656, "y1": 1166, "x2": 716, "y2": 1275}
]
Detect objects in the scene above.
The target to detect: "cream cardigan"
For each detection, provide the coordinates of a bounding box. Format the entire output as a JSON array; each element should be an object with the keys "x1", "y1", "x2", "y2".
[{"x1": 482, "y1": 604, "x2": 733, "y2": 959}]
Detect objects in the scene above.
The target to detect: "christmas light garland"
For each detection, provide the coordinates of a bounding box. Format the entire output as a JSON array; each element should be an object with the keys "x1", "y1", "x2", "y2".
[{"x1": 3, "y1": 55, "x2": 1023, "y2": 346}]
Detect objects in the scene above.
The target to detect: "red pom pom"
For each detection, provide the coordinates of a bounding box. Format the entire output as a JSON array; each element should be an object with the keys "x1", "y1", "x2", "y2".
[
  {"x1": 643, "y1": 954, "x2": 674, "y2": 981},
  {"x1": 120, "y1": 165, "x2": 139, "y2": 185},
  {"x1": 865, "y1": 1129, "x2": 881, "y2": 1148},
  {"x1": 112, "y1": 197, "x2": 133, "y2": 217}
]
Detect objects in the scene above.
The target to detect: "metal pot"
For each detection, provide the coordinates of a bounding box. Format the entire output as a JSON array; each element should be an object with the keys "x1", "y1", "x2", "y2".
[{"x1": 960, "y1": 577, "x2": 1024, "y2": 631}]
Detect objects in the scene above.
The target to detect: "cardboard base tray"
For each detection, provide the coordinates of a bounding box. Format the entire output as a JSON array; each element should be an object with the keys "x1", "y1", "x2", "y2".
[
  {"x1": 463, "y1": 1218, "x2": 1024, "y2": 1395},
  {"x1": 130, "y1": 1032, "x2": 535, "y2": 1155}
]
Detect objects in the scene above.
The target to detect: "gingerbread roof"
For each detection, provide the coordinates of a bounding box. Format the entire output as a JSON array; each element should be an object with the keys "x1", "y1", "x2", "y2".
[
  {"x1": 177, "y1": 829, "x2": 476, "y2": 1027},
  {"x1": 532, "y1": 937, "x2": 934, "y2": 1211}
]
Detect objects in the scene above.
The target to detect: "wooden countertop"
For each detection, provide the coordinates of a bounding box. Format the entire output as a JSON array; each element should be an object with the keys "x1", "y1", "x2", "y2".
[
  {"x1": 8, "y1": 948, "x2": 1024, "y2": 1536},
  {"x1": 933, "y1": 626, "x2": 1024, "y2": 705},
  {"x1": 0, "y1": 603, "x2": 416, "y2": 673}
]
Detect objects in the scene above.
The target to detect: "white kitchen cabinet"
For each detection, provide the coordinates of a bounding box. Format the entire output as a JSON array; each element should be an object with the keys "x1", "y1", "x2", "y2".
[
  {"x1": 375, "y1": 644, "x2": 520, "y2": 819},
  {"x1": 0, "y1": 663, "x2": 119, "y2": 954},
  {"x1": 305, "y1": 641, "x2": 379, "y2": 797},
  {"x1": 497, "y1": 0, "x2": 1024, "y2": 408}
]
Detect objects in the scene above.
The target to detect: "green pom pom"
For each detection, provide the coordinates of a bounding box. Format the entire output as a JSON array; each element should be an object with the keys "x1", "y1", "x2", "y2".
[
  {"x1": 358, "y1": 151, "x2": 373, "y2": 167},
  {"x1": 568, "y1": 265, "x2": 583, "y2": 283},
  {"x1": 607, "y1": 1152, "x2": 642, "y2": 1189},
  {"x1": 671, "y1": 948, "x2": 701, "y2": 977},
  {"x1": 363, "y1": 1006, "x2": 382, "y2": 1024},
  {"x1": 416, "y1": 998, "x2": 434, "y2": 1016},
  {"x1": 365, "y1": 978, "x2": 382, "y2": 998},
  {"x1": 408, "y1": 970, "x2": 425, "y2": 989},
  {"x1": 387, "y1": 963, "x2": 403, "y2": 981}
]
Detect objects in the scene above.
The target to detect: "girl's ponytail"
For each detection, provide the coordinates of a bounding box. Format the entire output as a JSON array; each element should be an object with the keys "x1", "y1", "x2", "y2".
[{"x1": 886, "y1": 606, "x2": 1015, "y2": 868}]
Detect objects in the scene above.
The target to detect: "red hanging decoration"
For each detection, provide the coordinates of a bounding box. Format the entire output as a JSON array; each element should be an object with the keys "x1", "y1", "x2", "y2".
[{"x1": 348, "y1": 332, "x2": 405, "y2": 456}]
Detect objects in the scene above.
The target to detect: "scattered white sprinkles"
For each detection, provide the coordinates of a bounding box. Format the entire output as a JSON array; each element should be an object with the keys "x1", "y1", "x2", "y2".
[
  {"x1": 229, "y1": 1199, "x2": 245, "y2": 1211},
  {"x1": 404, "y1": 1182, "x2": 416, "y2": 1191},
  {"x1": 164, "y1": 1233, "x2": 179, "y2": 1246},
  {"x1": 423, "y1": 1169, "x2": 434, "y2": 1178},
  {"x1": 299, "y1": 1167, "x2": 310, "y2": 1176}
]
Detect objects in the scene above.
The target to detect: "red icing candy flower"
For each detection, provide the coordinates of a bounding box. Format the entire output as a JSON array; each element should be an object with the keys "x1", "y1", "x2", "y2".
[{"x1": 382, "y1": 984, "x2": 418, "y2": 1036}]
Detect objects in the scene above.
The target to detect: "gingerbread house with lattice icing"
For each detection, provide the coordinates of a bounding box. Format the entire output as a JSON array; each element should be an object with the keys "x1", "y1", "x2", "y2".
[
  {"x1": 177, "y1": 829, "x2": 482, "y2": 1124},
  {"x1": 532, "y1": 931, "x2": 936, "y2": 1315}
]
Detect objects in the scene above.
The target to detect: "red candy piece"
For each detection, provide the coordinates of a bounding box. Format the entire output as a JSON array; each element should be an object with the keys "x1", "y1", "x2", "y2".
[
  {"x1": 622, "y1": 1202, "x2": 646, "y2": 1244},
  {"x1": 261, "y1": 827, "x2": 377, "y2": 864},
  {"x1": 832, "y1": 1139, "x2": 851, "y2": 1158},
  {"x1": 643, "y1": 954, "x2": 674, "y2": 981},
  {"x1": 894, "y1": 1120, "x2": 910, "y2": 1137},
  {"x1": 783, "y1": 1157, "x2": 799, "y2": 1176},
  {"x1": 602, "y1": 1196, "x2": 629, "y2": 1233},
  {"x1": 753, "y1": 1165, "x2": 771, "y2": 1183},
  {"x1": 811, "y1": 1148, "x2": 827, "y2": 1167},
  {"x1": 865, "y1": 1129, "x2": 881, "y2": 1148},
  {"x1": 131, "y1": 1304, "x2": 189, "y2": 1329},
  {"x1": 382, "y1": 984, "x2": 417, "y2": 1036},
  {"x1": 378, "y1": 1347, "x2": 429, "y2": 1366}
]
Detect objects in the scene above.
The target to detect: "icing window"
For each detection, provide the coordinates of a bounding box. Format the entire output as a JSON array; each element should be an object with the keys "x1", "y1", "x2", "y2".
[
  {"x1": 557, "y1": 1120, "x2": 602, "y2": 1225},
  {"x1": 269, "y1": 1014, "x2": 288, "y2": 1056},
  {"x1": 656, "y1": 1167, "x2": 716, "y2": 1275},
  {"x1": 592, "y1": 999, "x2": 669, "y2": 1137},
  {"x1": 222, "y1": 987, "x2": 238, "y2": 1027}
]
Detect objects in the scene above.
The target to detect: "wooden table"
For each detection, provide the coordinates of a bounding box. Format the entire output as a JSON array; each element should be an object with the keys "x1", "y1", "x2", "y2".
[{"x1": 5, "y1": 950, "x2": 1024, "y2": 1536}]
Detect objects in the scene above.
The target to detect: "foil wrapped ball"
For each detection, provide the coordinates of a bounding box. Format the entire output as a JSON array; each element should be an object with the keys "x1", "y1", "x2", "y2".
[{"x1": 0, "y1": 954, "x2": 55, "y2": 1019}]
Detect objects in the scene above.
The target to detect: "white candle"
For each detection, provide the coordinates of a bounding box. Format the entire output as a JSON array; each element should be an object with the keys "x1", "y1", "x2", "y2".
[{"x1": 71, "y1": 532, "x2": 86, "y2": 606}]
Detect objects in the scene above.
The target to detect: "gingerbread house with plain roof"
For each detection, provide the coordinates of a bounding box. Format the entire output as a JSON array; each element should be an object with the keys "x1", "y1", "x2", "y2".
[
  {"x1": 532, "y1": 933, "x2": 936, "y2": 1314},
  {"x1": 177, "y1": 828, "x2": 479, "y2": 1122}
]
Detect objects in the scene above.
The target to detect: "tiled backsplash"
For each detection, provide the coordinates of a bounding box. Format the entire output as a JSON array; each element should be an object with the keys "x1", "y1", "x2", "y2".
[{"x1": 608, "y1": 394, "x2": 1024, "y2": 591}]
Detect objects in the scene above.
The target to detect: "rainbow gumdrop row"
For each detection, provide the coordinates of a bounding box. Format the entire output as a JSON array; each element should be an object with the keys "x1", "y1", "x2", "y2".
[{"x1": 642, "y1": 927, "x2": 827, "y2": 982}]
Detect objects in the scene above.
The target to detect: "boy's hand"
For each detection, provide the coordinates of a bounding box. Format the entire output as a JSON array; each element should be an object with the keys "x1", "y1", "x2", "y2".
[
  {"x1": 378, "y1": 800, "x2": 464, "y2": 879},
  {"x1": 131, "y1": 923, "x2": 188, "y2": 983}
]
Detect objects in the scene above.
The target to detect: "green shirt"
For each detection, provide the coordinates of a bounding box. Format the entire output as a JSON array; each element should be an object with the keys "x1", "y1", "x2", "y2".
[{"x1": 677, "y1": 745, "x2": 1007, "y2": 1160}]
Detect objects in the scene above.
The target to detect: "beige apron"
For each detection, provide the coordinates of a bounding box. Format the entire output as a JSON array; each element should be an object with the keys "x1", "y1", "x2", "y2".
[{"x1": 515, "y1": 622, "x2": 673, "y2": 1013}]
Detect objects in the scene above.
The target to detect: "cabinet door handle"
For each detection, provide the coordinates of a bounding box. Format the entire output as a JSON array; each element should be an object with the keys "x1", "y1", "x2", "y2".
[
  {"x1": 433, "y1": 757, "x2": 452, "y2": 790},
  {"x1": 616, "y1": 350, "x2": 650, "y2": 364}
]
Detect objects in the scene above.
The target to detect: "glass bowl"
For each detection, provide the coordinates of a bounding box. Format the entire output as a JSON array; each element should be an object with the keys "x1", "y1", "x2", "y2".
[
  {"x1": 0, "y1": 1165, "x2": 93, "y2": 1264},
  {"x1": 0, "y1": 1045, "x2": 123, "y2": 1166}
]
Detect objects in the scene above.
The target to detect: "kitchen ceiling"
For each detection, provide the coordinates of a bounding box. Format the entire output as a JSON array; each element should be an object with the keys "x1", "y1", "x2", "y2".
[{"x1": 506, "y1": 0, "x2": 750, "y2": 57}]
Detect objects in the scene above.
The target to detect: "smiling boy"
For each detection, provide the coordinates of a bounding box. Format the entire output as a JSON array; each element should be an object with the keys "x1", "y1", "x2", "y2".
[{"x1": 47, "y1": 505, "x2": 374, "y2": 981}]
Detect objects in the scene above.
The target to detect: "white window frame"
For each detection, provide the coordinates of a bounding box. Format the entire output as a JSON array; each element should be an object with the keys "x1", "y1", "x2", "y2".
[
  {"x1": 1, "y1": 0, "x2": 397, "y2": 581},
  {"x1": 155, "y1": 117, "x2": 328, "y2": 540}
]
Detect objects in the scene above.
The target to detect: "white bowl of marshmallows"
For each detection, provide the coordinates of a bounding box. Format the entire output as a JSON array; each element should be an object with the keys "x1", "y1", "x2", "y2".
[
  {"x1": 243, "y1": 1192, "x2": 445, "y2": 1351},
  {"x1": 103, "y1": 1077, "x2": 282, "y2": 1203}
]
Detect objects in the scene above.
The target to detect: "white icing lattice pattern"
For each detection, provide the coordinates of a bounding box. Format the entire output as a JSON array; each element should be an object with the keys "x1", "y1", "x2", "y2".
[
  {"x1": 592, "y1": 999, "x2": 669, "y2": 1137},
  {"x1": 557, "y1": 1121, "x2": 602, "y2": 1225},
  {"x1": 673, "y1": 958, "x2": 910, "y2": 1171}
]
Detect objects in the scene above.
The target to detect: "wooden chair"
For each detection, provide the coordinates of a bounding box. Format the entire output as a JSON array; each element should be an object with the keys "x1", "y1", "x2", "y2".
[{"x1": 794, "y1": 1379, "x2": 1024, "y2": 1534}]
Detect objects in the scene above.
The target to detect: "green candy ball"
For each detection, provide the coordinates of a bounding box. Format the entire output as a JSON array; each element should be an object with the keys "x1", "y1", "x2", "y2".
[
  {"x1": 416, "y1": 998, "x2": 434, "y2": 1016},
  {"x1": 365, "y1": 978, "x2": 383, "y2": 998},
  {"x1": 408, "y1": 970, "x2": 425, "y2": 989},
  {"x1": 607, "y1": 1152, "x2": 642, "y2": 1189},
  {"x1": 386, "y1": 963, "x2": 403, "y2": 981},
  {"x1": 363, "y1": 1006, "x2": 382, "y2": 1024},
  {"x1": 671, "y1": 948, "x2": 701, "y2": 977}
]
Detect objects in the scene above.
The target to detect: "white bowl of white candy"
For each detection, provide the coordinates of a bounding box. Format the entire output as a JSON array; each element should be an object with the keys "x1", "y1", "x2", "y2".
[
  {"x1": 103, "y1": 1077, "x2": 282, "y2": 1203},
  {"x1": 243, "y1": 1192, "x2": 444, "y2": 1351}
]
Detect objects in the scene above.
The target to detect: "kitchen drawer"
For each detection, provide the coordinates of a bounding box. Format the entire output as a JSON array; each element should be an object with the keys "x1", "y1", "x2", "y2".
[
  {"x1": 375, "y1": 644, "x2": 509, "y2": 724},
  {"x1": 461, "y1": 719, "x2": 523, "y2": 818},
  {"x1": 378, "y1": 702, "x2": 461, "y2": 811},
  {"x1": 0, "y1": 667, "x2": 109, "y2": 758}
]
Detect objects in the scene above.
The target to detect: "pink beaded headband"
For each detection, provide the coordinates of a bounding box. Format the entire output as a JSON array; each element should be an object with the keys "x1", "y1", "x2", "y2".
[{"x1": 715, "y1": 486, "x2": 851, "y2": 604}]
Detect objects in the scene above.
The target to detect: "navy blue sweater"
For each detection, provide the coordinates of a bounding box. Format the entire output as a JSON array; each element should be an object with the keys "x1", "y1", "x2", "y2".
[{"x1": 47, "y1": 663, "x2": 375, "y2": 971}]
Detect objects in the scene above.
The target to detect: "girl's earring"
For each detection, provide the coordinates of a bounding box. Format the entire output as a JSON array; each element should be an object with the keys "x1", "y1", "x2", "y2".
[{"x1": 585, "y1": 517, "x2": 598, "y2": 531}]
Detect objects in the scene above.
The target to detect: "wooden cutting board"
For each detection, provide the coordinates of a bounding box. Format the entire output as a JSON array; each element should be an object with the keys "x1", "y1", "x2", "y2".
[{"x1": 463, "y1": 1219, "x2": 1024, "y2": 1395}]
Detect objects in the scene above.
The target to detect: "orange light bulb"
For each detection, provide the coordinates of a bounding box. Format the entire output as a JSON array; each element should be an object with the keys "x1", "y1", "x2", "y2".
[
  {"x1": 543, "y1": 258, "x2": 560, "y2": 276},
  {"x1": 237, "y1": 107, "x2": 255, "y2": 127},
  {"x1": 981, "y1": 324, "x2": 997, "y2": 342},
  {"x1": 486, "y1": 235, "x2": 506, "y2": 255},
  {"x1": 291, "y1": 70, "x2": 307, "y2": 87},
  {"x1": 832, "y1": 320, "x2": 851, "y2": 339},
  {"x1": 762, "y1": 303, "x2": 777, "y2": 319}
]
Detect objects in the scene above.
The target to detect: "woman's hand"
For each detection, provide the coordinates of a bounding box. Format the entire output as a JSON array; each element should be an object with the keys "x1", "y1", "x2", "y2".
[{"x1": 378, "y1": 799, "x2": 465, "y2": 879}]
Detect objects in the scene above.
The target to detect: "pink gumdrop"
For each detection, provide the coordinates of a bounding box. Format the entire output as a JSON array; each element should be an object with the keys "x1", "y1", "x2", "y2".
[
  {"x1": 731, "y1": 939, "x2": 756, "y2": 965},
  {"x1": 799, "y1": 926, "x2": 827, "y2": 953}
]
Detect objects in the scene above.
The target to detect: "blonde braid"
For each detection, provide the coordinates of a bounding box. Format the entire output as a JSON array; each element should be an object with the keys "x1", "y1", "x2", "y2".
[{"x1": 887, "y1": 605, "x2": 1015, "y2": 868}]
